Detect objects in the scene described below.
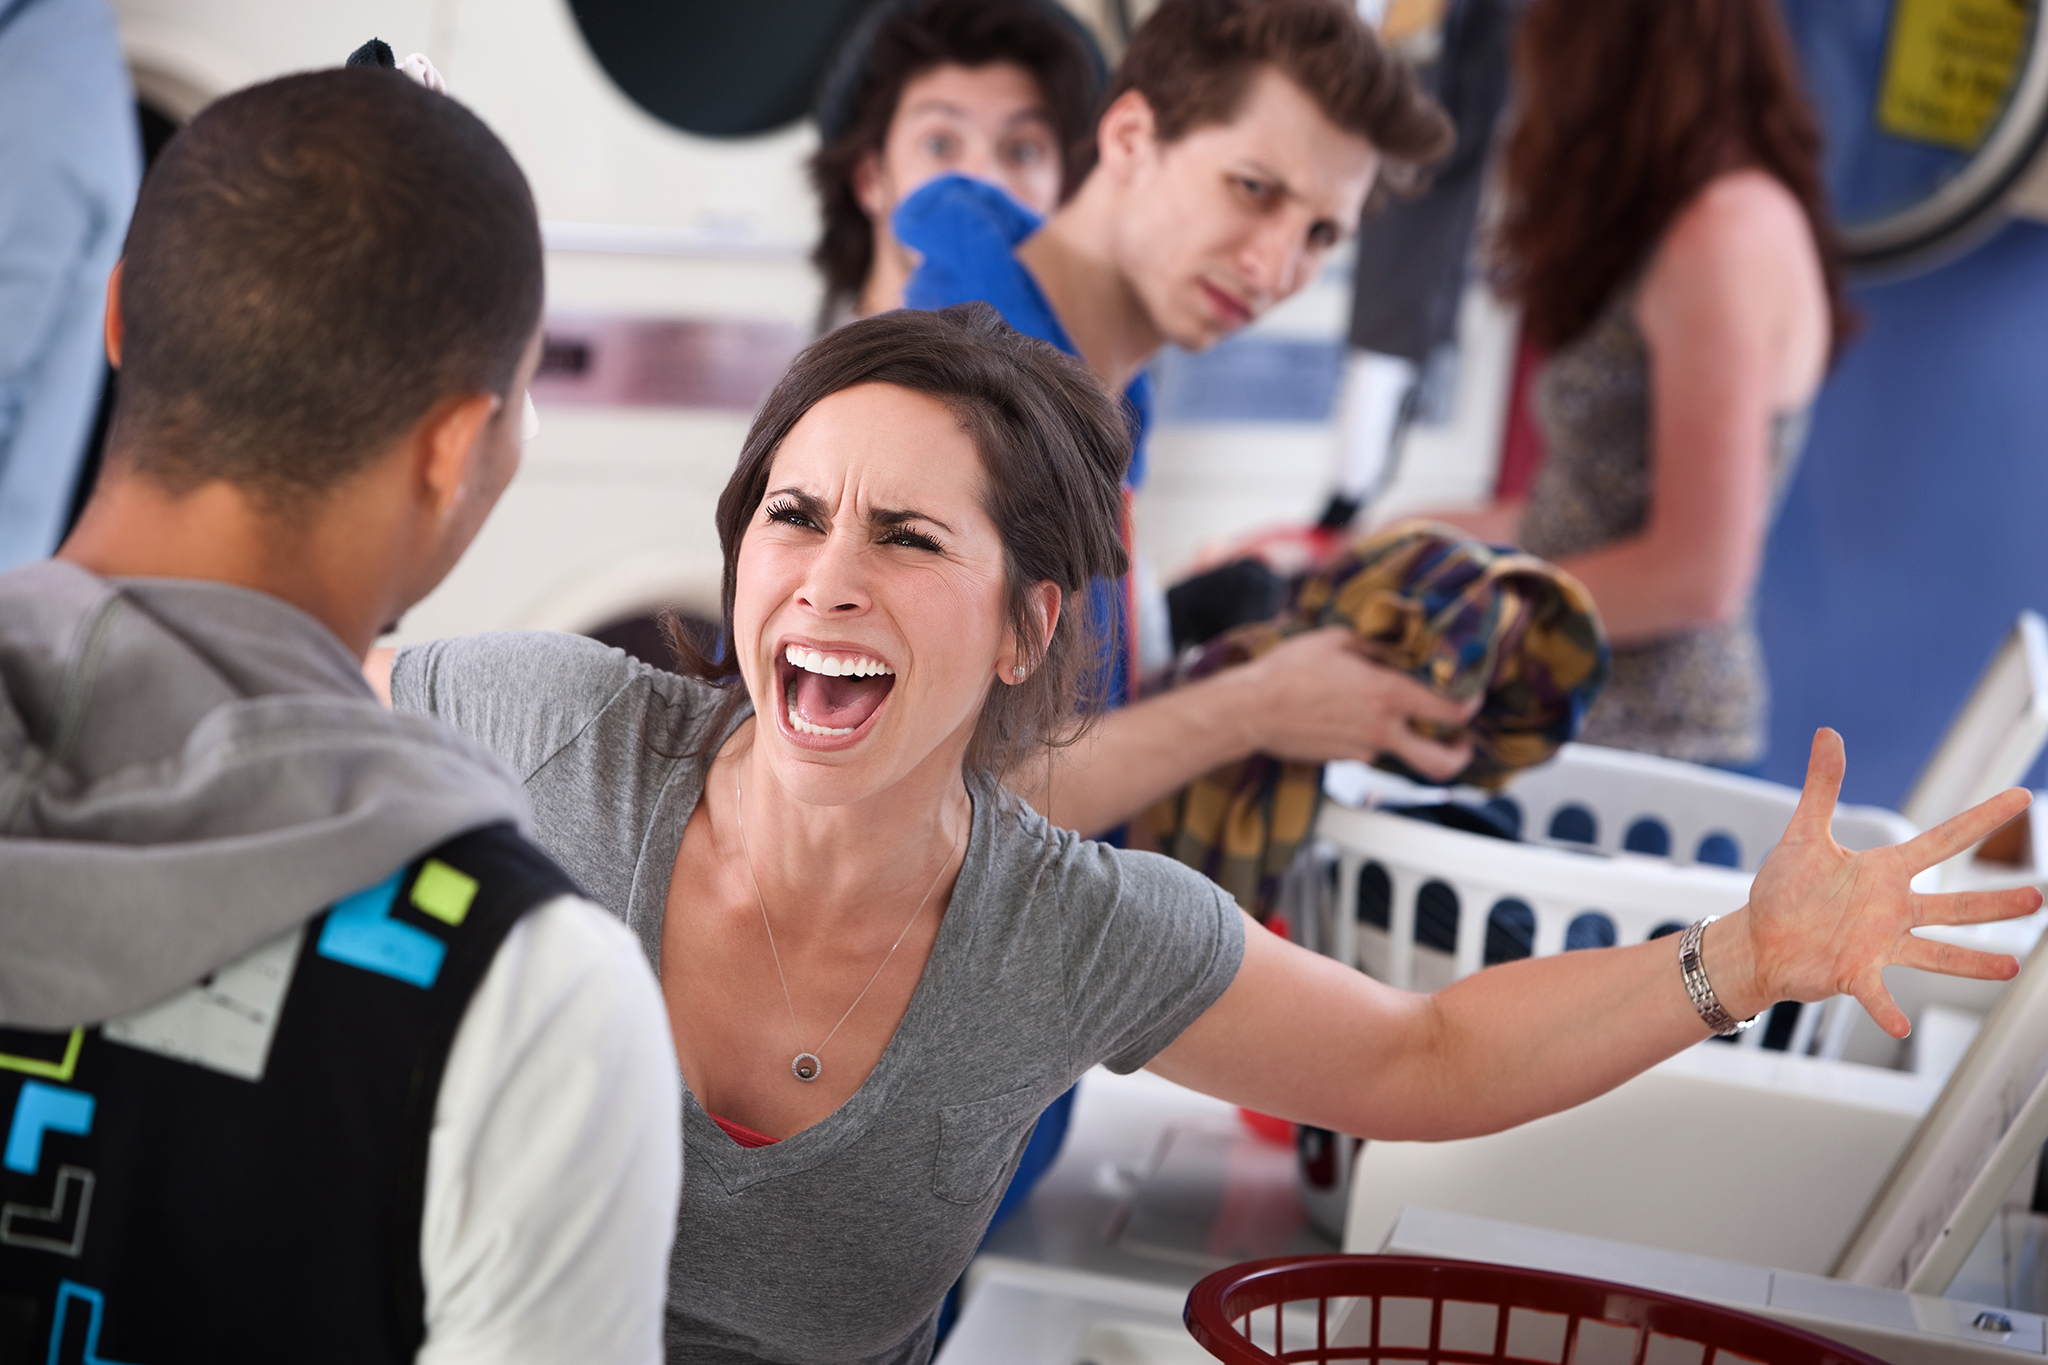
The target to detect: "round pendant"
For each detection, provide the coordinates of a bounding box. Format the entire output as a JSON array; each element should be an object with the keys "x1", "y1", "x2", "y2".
[{"x1": 792, "y1": 1052, "x2": 822, "y2": 1083}]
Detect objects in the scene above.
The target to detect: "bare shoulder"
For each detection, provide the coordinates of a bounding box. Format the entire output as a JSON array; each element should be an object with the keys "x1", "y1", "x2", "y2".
[
  {"x1": 1637, "y1": 170, "x2": 1830, "y2": 398},
  {"x1": 1651, "y1": 169, "x2": 1820, "y2": 289}
]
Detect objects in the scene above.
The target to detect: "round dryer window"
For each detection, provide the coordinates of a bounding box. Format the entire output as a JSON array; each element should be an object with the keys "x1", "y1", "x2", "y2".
[
  {"x1": 568, "y1": 0, "x2": 874, "y2": 138},
  {"x1": 1782, "y1": 0, "x2": 2048, "y2": 272}
]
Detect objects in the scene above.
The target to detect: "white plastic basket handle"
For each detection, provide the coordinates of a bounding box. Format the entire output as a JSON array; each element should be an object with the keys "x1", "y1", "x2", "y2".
[{"x1": 1901, "y1": 610, "x2": 2048, "y2": 832}]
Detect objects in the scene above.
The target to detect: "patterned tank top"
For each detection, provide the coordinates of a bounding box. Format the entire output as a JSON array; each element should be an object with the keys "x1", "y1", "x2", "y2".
[{"x1": 1517, "y1": 288, "x2": 1808, "y2": 767}]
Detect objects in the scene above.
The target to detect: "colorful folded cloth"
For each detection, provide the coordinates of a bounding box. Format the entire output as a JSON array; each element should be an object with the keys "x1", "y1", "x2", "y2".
[{"x1": 1150, "y1": 520, "x2": 1608, "y2": 919}]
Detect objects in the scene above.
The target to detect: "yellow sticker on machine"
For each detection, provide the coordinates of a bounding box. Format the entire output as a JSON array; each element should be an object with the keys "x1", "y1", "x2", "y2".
[{"x1": 1878, "y1": 0, "x2": 2034, "y2": 151}]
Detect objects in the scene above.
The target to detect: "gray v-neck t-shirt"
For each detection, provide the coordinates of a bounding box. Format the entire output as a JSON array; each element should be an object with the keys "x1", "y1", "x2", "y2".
[{"x1": 392, "y1": 632, "x2": 1245, "y2": 1365}]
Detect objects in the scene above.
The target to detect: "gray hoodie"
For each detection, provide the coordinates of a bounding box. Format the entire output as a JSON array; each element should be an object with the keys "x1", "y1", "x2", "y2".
[{"x1": 0, "y1": 560, "x2": 532, "y2": 1029}]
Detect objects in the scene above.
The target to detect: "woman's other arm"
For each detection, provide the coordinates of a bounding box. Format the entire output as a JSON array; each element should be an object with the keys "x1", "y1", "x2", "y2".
[
  {"x1": 1011, "y1": 626, "x2": 1478, "y2": 837},
  {"x1": 371, "y1": 632, "x2": 656, "y2": 787},
  {"x1": 1540, "y1": 171, "x2": 1829, "y2": 644},
  {"x1": 1148, "y1": 728, "x2": 2038, "y2": 1141}
]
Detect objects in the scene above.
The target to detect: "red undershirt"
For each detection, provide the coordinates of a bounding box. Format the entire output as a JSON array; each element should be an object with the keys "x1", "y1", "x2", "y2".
[{"x1": 710, "y1": 1112, "x2": 780, "y2": 1149}]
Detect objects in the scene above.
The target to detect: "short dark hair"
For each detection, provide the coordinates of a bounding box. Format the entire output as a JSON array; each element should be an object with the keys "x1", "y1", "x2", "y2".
[
  {"x1": 808, "y1": 0, "x2": 1104, "y2": 327},
  {"x1": 681, "y1": 303, "x2": 1130, "y2": 777},
  {"x1": 1107, "y1": 0, "x2": 1452, "y2": 196},
  {"x1": 110, "y1": 69, "x2": 543, "y2": 504}
]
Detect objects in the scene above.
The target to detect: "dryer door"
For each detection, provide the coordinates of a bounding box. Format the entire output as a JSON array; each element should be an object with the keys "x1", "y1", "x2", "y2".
[
  {"x1": 1782, "y1": 0, "x2": 2048, "y2": 273},
  {"x1": 568, "y1": 0, "x2": 871, "y2": 137}
]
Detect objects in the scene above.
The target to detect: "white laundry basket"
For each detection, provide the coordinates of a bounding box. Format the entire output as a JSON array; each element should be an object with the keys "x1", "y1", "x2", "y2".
[
  {"x1": 1490, "y1": 742, "x2": 1915, "y2": 866},
  {"x1": 1305, "y1": 745, "x2": 1918, "y2": 1047},
  {"x1": 1901, "y1": 609, "x2": 2048, "y2": 832},
  {"x1": 1292, "y1": 745, "x2": 2040, "y2": 1256}
]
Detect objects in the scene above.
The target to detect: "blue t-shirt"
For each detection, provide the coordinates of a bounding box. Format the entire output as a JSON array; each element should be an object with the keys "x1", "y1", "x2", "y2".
[
  {"x1": 896, "y1": 174, "x2": 1151, "y2": 491},
  {"x1": 896, "y1": 175, "x2": 1148, "y2": 715}
]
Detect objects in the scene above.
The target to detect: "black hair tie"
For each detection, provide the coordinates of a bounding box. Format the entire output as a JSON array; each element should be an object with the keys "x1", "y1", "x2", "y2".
[{"x1": 345, "y1": 38, "x2": 397, "y2": 69}]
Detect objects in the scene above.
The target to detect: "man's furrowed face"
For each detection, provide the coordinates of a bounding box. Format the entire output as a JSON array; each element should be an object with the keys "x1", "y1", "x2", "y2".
[{"x1": 1112, "y1": 67, "x2": 1380, "y2": 351}]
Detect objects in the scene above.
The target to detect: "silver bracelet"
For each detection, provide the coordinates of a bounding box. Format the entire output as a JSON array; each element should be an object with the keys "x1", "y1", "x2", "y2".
[{"x1": 1679, "y1": 916, "x2": 1756, "y2": 1036}]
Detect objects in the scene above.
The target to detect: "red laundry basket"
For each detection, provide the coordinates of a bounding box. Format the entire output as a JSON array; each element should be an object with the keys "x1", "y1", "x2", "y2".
[{"x1": 1184, "y1": 1255, "x2": 1887, "y2": 1364}]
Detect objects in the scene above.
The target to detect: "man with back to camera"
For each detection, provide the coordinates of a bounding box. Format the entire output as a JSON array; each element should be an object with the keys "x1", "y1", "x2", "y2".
[
  {"x1": 895, "y1": 0, "x2": 1479, "y2": 838},
  {"x1": 0, "y1": 69, "x2": 679, "y2": 1362}
]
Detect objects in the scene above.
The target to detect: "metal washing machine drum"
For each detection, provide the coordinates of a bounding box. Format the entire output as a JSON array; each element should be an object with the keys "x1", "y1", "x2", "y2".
[{"x1": 1783, "y1": 0, "x2": 2048, "y2": 276}]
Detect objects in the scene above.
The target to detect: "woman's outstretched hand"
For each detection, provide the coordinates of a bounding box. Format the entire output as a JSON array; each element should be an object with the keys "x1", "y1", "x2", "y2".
[{"x1": 1727, "y1": 728, "x2": 2041, "y2": 1038}]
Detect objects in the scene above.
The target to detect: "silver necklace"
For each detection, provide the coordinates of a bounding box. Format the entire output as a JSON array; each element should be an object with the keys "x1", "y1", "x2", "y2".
[{"x1": 733, "y1": 777, "x2": 959, "y2": 1083}]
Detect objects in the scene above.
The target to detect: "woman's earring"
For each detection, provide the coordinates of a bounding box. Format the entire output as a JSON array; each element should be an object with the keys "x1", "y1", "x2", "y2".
[{"x1": 1012, "y1": 665, "x2": 1028, "y2": 682}]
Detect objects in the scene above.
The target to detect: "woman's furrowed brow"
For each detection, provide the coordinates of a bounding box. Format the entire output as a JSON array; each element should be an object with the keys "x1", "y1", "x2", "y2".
[
  {"x1": 871, "y1": 506, "x2": 956, "y2": 535},
  {"x1": 765, "y1": 486, "x2": 828, "y2": 514},
  {"x1": 768, "y1": 487, "x2": 956, "y2": 536}
]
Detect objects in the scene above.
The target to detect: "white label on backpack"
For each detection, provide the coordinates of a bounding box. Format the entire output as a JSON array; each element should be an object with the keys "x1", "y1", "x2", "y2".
[{"x1": 103, "y1": 925, "x2": 304, "y2": 1083}]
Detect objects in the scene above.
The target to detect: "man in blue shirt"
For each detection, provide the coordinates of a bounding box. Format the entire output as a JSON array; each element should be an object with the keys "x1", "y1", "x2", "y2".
[
  {"x1": 900, "y1": 0, "x2": 1478, "y2": 842},
  {"x1": 0, "y1": 0, "x2": 139, "y2": 568}
]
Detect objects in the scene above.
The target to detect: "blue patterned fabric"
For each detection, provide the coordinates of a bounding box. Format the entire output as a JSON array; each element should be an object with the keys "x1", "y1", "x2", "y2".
[{"x1": 897, "y1": 175, "x2": 1151, "y2": 489}]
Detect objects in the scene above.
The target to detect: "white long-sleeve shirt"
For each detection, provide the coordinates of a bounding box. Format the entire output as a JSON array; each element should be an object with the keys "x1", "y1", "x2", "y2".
[{"x1": 419, "y1": 895, "x2": 681, "y2": 1365}]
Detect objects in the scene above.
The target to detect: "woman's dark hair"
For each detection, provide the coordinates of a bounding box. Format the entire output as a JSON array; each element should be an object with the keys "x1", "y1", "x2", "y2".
[
  {"x1": 673, "y1": 303, "x2": 1131, "y2": 777},
  {"x1": 808, "y1": 0, "x2": 1104, "y2": 327},
  {"x1": 1496, "y1": 0, "x2": 1855, "y2": 355}
]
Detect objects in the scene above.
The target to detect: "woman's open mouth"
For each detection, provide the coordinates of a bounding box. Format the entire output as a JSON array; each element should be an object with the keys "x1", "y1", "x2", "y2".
[{"x1": 775, "y1": 642, "x2": 896, "y2": 746}]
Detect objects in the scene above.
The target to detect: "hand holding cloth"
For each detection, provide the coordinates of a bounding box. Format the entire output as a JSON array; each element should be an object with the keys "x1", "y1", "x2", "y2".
[{"x1": 1152, "y1": 520, "x2": 1609, "y2": 917}]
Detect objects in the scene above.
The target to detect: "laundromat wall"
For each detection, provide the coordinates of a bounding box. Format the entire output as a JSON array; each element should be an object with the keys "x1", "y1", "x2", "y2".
[
  {"x1": 1759, "y1": 220, "x2": 2048, "y2": 806},
  {"x1": 1759, "y1": 0, "x2": 2048, "y2": 809}
]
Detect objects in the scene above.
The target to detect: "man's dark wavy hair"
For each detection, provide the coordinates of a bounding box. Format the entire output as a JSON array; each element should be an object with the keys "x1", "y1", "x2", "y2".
[{"x1": 1101, "y1": 0, "x2": 1453, "y2": 202}]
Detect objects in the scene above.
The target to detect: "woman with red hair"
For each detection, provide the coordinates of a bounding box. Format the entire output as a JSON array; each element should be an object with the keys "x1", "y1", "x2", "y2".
[{"x1": 1447, "y1": 0, "x2": 1853, "y2": 771}]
